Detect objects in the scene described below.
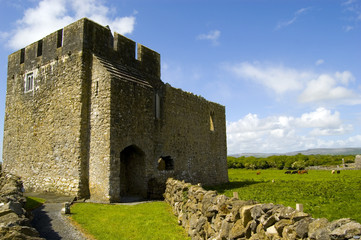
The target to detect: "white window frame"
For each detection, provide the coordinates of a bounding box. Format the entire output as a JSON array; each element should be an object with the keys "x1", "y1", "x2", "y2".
[{"x1": 25, "y1": 72, "x2": 34, "y2": 92}]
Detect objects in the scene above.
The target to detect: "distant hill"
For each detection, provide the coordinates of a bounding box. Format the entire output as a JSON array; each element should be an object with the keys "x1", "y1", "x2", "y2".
[{"x1": 231, "y1": 148, "x2": 361, "y2": 158}]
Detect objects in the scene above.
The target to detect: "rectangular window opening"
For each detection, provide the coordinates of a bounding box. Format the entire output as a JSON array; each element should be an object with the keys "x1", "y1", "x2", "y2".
[
  {"x1": 25, "y1": 72, "x2": 34, "y2": 92},
  {"x1": 20, "y1": 48, "x2": 25, "y2": 64},
  {"x1": 57, "y1": 29, "x2": 63, "y2": 48},
  {"x1": 37, "y1": 40, "x2": 43, "y2": 57}
]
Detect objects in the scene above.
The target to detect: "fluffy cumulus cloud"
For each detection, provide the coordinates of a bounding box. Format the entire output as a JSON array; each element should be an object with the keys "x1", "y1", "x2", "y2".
[
  {"x1": 5, "y1": 0, "x2": 136, "y2": 49},
  {"x1": 226, "y1": 107, "x2": 354, "y2": 154},
  {"x1": 225, "y1": 61, "x2": 361, "y2": 106},
  {"x1": 298, "y1": 71, "x2": 360, "y2": 105}
]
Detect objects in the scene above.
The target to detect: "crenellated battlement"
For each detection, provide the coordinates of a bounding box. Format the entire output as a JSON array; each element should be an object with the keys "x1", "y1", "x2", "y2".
[{"x1": 8, "y1": 18, "x2": 160, "y2": 78}]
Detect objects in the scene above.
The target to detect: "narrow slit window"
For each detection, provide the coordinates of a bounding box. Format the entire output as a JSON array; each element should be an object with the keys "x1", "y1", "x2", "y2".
[
  {"x1": 210, "y1": 111, "x2": 215, "y2": 131},
  {"x1": 20, "y1": 48, "x2": 25, "y2": 64},
  {"x1": 135, "y1": 43, "x2": 139, "y2": 60},
  {"x1": 57, "y1": 29, "x2": 63, "y2": 48},
  {"x1": 25, "y1": 72, "x2": 34, "y2": 92},
  {"x1": 155, "y1": 93, "x2": 160, "y2": 119},
  {"x1": 95, "y1": 81, "x2": 99, "y2": 96},
  {"x1": 37, "y1": 40, "x2": 43, "y2": 57}
]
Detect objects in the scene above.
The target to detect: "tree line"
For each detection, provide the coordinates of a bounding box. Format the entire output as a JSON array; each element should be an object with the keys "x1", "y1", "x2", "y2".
[{"x1": 227, "y1": 154, "x2": 355, "y2": 170}]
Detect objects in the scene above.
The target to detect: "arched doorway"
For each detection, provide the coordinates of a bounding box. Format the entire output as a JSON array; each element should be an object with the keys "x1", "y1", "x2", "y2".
[{"x1": 119, "y1": 145, "x2": 146, "y2": 199}]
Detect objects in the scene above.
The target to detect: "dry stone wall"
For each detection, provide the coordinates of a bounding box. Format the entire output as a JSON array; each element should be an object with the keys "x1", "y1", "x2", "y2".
[
  {"x1": 0, "y1": 172, "x2": 43, "y2": 239},
  {"x1": 164, "y1": 178, "x2": 361, "y2": 240}
]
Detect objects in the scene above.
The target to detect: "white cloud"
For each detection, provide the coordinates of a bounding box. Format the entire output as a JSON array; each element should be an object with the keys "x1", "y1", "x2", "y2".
[
  {"x1": 224, "y1": 62, "x2": 361, "y2": 106},
  {"x1": 315, "y1": 59, "x2": 324, "y2": 66},
  {"x1": 296, "y1": 108, "x2": 342, "y2": 128},
  {"x1": 227, "y1": 108, "x2": 354, "y2": 154},
  {"x1": 298, "y1": 71, "x2": 361, "y2": 104},
  {"x1": 197, "y1": 30, "x2": 221, "y2": 46},
  {"x1": 276, "y1": 7, "x2": 311, "y2": 30},
  {"x1": 4, "y1": 0, "x2": 136, "y2": 50},
  {"x1": 224, "y1": 62, "x2": 310, "y2": 94}
]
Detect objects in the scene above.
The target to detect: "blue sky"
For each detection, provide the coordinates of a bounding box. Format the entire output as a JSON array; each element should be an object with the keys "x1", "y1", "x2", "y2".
[{"x1": 0, "y1": 0, "x2": 360, "y2": 157}]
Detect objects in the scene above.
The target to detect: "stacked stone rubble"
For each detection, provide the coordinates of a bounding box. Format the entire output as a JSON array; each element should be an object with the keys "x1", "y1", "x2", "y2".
[
  {"x1": 0, "y1": 172, "x2": 44, "y2": 240},
  {"x1": 164, "y1": 178, "x2": 361, "y2": 240}
]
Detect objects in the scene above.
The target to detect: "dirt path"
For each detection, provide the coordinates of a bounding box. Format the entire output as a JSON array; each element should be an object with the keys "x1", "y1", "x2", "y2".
[{"x1": 26, "y1": 193, "x2": 88, "y2": 240}]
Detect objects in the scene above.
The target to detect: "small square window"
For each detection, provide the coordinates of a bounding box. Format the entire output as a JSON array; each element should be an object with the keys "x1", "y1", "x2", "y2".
[{"x1": 25, "y1": 72, "x2": 34, "y2": 92}]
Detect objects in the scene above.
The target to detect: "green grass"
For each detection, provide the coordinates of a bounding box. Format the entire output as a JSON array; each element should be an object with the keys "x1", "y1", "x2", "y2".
[
  {"x1": 70, "y1": 201, "x2": 191, "y2": 240},
  {"x1": 24, "y1": 196, "x2": 46, "y2": 211},
  {"x1": 207, "y1": 169, "x2": 361, "y2": 222}
]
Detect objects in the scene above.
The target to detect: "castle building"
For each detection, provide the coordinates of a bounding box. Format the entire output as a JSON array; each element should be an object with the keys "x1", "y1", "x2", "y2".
[{"x1": 2, "y1": 18, "x2": 228, "y2": 202}]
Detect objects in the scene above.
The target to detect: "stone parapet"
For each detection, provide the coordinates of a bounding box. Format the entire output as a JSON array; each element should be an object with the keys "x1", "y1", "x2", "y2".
[{"x1": 164, "y1": 178, "x2": 361, "y2": 240}]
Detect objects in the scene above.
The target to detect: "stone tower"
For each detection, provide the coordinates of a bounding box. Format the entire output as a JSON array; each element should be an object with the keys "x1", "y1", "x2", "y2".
[{"x1": 3, "y1": 18, "x2": 228, "y2": 202}]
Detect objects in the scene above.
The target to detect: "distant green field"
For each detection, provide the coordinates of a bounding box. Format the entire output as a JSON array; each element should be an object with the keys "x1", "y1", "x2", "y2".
[{"x1": 208, "y1": 169, "x2": 361, "y2": 222}]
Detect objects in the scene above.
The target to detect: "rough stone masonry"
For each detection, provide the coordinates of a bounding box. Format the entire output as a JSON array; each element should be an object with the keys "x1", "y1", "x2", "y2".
[
  {"x1": 2, "y1": 18, "x2": 228, "y2": 203},
  {"x1": 164, "y1": 178, "x2": 361, "y2": 240}
]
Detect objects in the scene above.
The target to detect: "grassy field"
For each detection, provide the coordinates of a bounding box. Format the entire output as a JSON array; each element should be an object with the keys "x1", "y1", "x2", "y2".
[
  {"x1": 70, "y1": 201, "x2": 190, "y2": 240},
  {"x1": 208, "y1": 168, "x2": 361, "y2": 222}
]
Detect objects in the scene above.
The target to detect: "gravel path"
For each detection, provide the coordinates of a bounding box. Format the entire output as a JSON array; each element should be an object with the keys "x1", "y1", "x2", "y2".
[{"x1": 26, "y1": 193, "x2": 88, "y2": 240}]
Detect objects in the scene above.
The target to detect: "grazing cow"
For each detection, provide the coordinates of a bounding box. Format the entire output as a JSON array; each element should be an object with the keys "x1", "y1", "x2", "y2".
[
  {"x1": 331, "y1": 170, "x2": 335, "y2": 174},
  {"x1": 256, "y1": 171, "x2": 261, "y2": 175},
  {"x1": 299, "y1": 170, "x2": 308, "y2": 174},
  {"x1": 337, "y1": 170, "x2": 340, "y2": 174},
  {"x1": 291, "y1": 170, "x2": 298, "y2": 174},
  {"x1": 285, "y1": 171, "x2": 291, "y2": 174}
]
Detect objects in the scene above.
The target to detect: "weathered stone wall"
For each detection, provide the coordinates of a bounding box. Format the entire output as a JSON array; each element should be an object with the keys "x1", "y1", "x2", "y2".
[
  {"x1": 3, "y1": 52, "x2": 86, "y2": 197},
  {"x1": 3, "y1": 19, "x2": 95, "y2": 198},
  {"x1": 160, "y1": 85, "x2": 228, "y2": 186},
  {"x1": 0, "y1": 172, "x2": 44, "y2": 239},
  {"x1": 164, "y1": 178, "x2": 361, "y2": 240}
]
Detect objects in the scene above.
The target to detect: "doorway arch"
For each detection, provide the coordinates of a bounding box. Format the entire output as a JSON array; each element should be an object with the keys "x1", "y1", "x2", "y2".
[{"x1": 119, "y1": 145, "x2": 146, "y2": 198}]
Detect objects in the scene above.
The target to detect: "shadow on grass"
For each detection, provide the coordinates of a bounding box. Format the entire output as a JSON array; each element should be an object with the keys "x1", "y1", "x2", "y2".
[{"x1": 205, "y1": 180, "x2": 262, "y2": 194}]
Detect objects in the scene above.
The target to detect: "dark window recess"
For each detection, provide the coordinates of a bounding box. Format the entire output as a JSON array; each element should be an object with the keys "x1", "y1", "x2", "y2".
[
  {"x1": 37, "y1": 40, "x2": 43, "y2": 57},
  {"x1": 155, "y1": 93, "x2": 160, "y2": 119},
  {"x1": 20, "y1": 48, "x2": 25, "y2": 64},
  {"x1": 95, "y1": 81, "x2": 99, "y2": 96},
  {"x1": 157, "y1": 156, "x2": 174, "y2": 171},
  {"x1": 57, "y1": 29, "x2": 63, "y2": 48}
]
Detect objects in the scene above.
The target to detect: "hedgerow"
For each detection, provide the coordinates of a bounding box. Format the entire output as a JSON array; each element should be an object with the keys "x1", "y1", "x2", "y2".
[{"x1": 227, "y1": 154, "x2": 355, "y2": 170}]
